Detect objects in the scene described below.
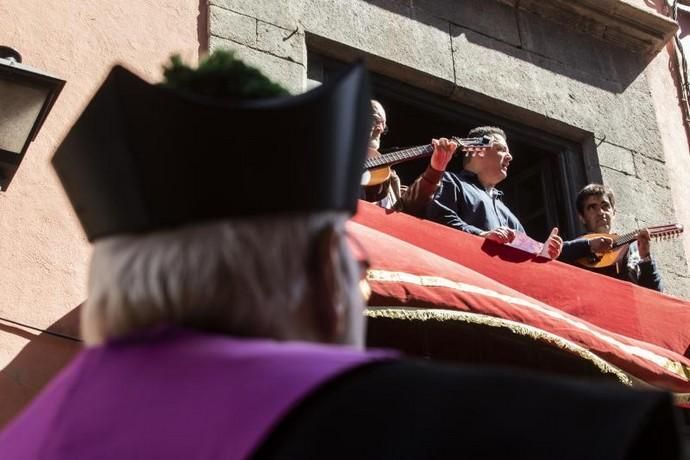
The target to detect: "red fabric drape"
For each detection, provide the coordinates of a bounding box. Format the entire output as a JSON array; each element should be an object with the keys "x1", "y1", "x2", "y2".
[
  {"x1": 353, "y1": 201, "x2": 690, "y2": 358},
  {"x1": 351, "y1": 201, "x2": 690, "y2": 391}
]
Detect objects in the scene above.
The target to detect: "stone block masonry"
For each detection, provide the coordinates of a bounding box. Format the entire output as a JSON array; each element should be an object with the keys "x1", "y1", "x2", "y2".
[{"x1": 208, "y1": 0, "x2": 689, "y2": 297}]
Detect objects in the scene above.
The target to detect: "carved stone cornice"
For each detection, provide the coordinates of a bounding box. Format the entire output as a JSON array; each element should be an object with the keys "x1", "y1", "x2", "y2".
[{"x1": 497, "y1": 0, "x2": 678, "y2": 54}]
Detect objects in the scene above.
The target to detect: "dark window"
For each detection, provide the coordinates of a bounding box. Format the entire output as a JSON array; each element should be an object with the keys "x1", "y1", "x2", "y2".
[{"x1": 308, "y1": 51, "x2": 587, "y2": 241}]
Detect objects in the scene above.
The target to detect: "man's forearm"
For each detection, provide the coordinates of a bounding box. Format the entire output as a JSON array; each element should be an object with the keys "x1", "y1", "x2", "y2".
[
  {"x1": 430, "y1": 210, "x2": 486, "y2": 235},
  {"x1": 398, "y1": 165, "x2": 444, "y2": 217},
  {"x1": 559, "y1": 239, "x2": 592, "y2": 263}
]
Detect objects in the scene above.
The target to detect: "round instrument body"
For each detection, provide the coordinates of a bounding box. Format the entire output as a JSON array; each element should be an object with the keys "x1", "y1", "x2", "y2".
[{"x1": 577, "y1": 233, "x2": 626, "y2": 269}]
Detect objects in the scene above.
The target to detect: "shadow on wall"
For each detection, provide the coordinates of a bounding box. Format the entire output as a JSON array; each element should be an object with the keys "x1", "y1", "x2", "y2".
[
  {"x1": 361, "y1": 0, "x2": 651, "y2": 93},
  {"x1": 0, "y1": 305, "x2": 82, "y2": 429}
]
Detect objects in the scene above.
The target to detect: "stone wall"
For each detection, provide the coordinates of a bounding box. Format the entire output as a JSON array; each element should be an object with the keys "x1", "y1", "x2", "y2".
[{"x1": 208, "y1": 0, "x2": 690, "y2": 297}]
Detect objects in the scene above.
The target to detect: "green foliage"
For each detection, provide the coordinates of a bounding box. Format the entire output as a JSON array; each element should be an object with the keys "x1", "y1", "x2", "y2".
[{"x1": 162, "y1": 50, "x2": 290, "y2": 100}]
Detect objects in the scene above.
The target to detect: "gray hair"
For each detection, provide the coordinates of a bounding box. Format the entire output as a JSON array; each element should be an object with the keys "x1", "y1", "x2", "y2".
[{"x1": 82, "y1": 213, "x2": 365, "y2": 347}]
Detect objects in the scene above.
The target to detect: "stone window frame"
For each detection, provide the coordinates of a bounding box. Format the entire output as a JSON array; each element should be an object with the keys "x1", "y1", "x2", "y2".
[{"x1": 308, "y1": 48, "x2": 591, "y2": 240}]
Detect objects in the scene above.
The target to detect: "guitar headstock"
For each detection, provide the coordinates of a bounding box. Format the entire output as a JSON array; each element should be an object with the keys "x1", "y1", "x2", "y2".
[
  {"x1": 649, "y1": 223, "x2": 684, "y2": 240},
  {"x1": 452, "y1": 136, "x2": 493, "y2": 157}
]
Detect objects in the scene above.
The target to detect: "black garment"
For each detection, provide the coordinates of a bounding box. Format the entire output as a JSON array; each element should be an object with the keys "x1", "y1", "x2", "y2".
[
  {"x1": 427, "y1": 170, "x2": 524, "y2": 236},
  {"x1": 631, "y1": 257, "x2": 663, "y2": 291},
  {"x1": 559, "y1": 238, "x2": 663, "y2": 292},
  {"x1": 254, "y1": 360, "x2": 682, "y2": 460},
  {"x1": 559, "y1": 238, "x2": 591, "y2": 262}
]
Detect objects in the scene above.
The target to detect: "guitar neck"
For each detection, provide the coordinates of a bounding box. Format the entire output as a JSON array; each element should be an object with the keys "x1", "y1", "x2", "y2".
[
  {"x1": 363, "y1": 144, "x2": 434, "y2": 169},
  {"x1": 612, "y1": 231, "x2": 639, "y2": 248},
  {"x1": 363, "y1": 136, "x2": 489, "y2": 170},
  {"x1": 612, "y1": 224, "x2": 683, "y2": 248}
]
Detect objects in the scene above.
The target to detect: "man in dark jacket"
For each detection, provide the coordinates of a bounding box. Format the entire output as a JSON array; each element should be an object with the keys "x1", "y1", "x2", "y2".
[
  {"x1": 427, "y1": 126, "x2": 564, "y2": 259},
  {"x1": 560, "y1": 183, "x2": 663, "y2": 291}
]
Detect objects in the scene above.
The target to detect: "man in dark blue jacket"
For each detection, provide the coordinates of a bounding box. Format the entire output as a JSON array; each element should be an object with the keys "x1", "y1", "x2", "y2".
[
  {"x1": 427, "y1": 126, "x2": 564, "y2": 259},
  {"x1": 561, "y1": 184, "x2": 663, "y2": 291}
]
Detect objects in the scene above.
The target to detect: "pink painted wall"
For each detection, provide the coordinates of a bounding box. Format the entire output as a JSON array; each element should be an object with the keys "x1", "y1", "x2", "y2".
[
  {"x1": 645, "y1": 1, "x2": 690, "y2": 268},
  {"x1": 0, "y1": 0, "x2": 200, "y2": 427}
]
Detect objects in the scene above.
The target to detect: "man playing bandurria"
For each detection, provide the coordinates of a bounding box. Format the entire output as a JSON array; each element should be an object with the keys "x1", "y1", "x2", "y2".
[{"x1": 562, "y1": 183, "x2": 662, "y2": 291}]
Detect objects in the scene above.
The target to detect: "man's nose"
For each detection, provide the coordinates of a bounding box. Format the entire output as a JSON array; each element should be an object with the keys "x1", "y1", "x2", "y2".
[{"x1": 505, "y1": 151, "x2": 512, "y2": 162}]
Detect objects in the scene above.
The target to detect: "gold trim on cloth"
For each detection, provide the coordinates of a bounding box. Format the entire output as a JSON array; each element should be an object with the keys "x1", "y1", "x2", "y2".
[
  {"x1": 674, "y1": 393, "x2": 690, "y2": 406},
  {"x1": 367, "y1": 269, "x2": 690, "y2": 382},
  {"x1": 366, "y1": 306, "x2": 633, "y2": 385}
]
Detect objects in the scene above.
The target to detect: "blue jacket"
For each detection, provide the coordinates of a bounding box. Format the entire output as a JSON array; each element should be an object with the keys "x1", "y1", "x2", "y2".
[{"x1": 427, "y1": 170, "x2": 524, "y2": 235}]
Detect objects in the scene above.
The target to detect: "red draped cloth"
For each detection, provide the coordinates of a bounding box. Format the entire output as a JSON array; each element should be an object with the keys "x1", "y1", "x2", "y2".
[{"x1": 352, "y1": 201, "x2": 690, "y2": 394}]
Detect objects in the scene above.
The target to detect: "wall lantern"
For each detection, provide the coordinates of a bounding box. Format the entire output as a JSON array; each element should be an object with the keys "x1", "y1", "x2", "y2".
[{"x1": 0, "y1": 46, "x2": 65, "y2": 191}]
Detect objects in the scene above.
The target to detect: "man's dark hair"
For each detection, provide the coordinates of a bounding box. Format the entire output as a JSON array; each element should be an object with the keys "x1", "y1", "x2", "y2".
[
  {"x1": 467, "y1": 126, "x2": 507, "y2": 141},
  {"x1": 575, "y1": 183, "x2": 616, "y2": 215},
  {"x1": 162, "y1": 50, "x2": 290, "y2": 100},
  {"x1": 463, "y1": 126, "x2": 507, "y2": 166}
]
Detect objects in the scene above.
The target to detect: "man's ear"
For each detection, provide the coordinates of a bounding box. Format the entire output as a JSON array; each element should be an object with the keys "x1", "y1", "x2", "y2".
[
  {"x1": 577, "y1": 213, "x2": 586, "y2": 225},
  {"x1": 308, "y1": 225, "x2": 346, "y2": 342}
]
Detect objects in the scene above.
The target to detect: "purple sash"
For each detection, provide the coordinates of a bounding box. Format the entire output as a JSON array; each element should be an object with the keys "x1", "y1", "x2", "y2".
[{"x1": 0, "y1": 327, "x2": 395, "y2": 459}]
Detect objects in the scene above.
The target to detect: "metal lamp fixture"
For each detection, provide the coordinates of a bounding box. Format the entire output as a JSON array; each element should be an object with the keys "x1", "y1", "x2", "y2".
[{"x1": 0, "y1": 46, "x2": 65, "y2": 191}]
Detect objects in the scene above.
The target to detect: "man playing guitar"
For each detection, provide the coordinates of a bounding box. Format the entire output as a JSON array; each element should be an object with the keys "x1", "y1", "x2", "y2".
[
  {"x1": 362, "y1": 100, "x2": 456, "y2": 216},
  {"x1": 562, "y1": 184, "x2": 662, "y2": 291}
]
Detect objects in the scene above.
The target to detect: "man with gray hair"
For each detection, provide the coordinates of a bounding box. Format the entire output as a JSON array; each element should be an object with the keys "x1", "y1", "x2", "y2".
[
  {"x1": 363, "y1": 99, "x2": 457, "y2": 216},
  {"x1": 0, "y1": 53, "x2": 681, "y2": 459}
]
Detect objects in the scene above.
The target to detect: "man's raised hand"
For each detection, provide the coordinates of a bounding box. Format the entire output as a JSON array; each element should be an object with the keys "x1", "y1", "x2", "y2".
[
  {"x1": 588, "y1": 236, "x2": 613, "y2": 253},
  {"x1": 543, "y1": 227, "x2": 563, "y2": 259},
  {"x1": 430, "y1": 137, "x2": 458, "y2": 172}
]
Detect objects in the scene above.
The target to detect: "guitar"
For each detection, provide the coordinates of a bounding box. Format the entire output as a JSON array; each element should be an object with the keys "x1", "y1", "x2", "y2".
[
  {"x1": 576, "y1": 223, "x2": 684, "y2": 269},
  {"x1": 360, "y1": 136, "x2": 492, "y2": 187}
]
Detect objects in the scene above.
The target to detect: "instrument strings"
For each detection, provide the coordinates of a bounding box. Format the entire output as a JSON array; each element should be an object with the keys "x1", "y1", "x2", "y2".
[
  {"x1": 364, "y1": 137, "x2": 488, "y2": 169},
  {"x1": 365, "y1": 145, "x2": 433, "y2": 168},
  {"x1": 613, "y1": 225, "x2": 682, "y2": 248}
]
